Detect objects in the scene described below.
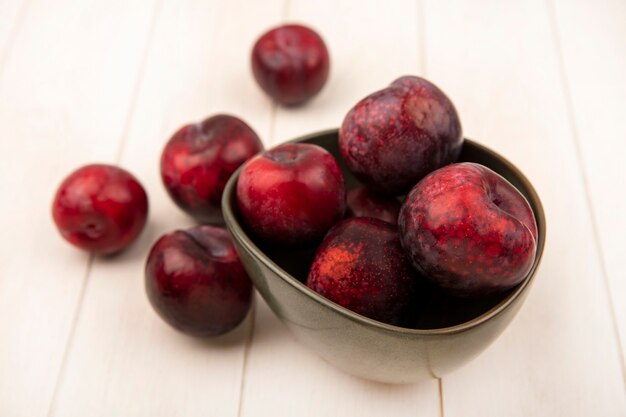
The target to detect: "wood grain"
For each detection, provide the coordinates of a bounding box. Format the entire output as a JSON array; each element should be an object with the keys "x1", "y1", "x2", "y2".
[
  {"x1": 1, "y1": 0, "x2": 625, "y2": 415},
  {"x1": 48, "y1": 0, "x2": 281, "y2": 415},
  {"x1": 239, "y1": 1, "x2": 440, "y2": 416},
  {"x1": 422, "y1": 0, "x2": 626, "y2": 415},
  {"x1": 550, "y1": 0, "x2": 626, "y2": 375},
  {"x1": 0, "y1": 0, "x2": 26, "y2": 71},
  {"x1": 0, "y1": 1, "x2": 158, "y2": 415}
]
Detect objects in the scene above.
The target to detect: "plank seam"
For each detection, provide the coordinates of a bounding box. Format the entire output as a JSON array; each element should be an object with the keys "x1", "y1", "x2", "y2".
[
  {"x1": 115, "y1": 0, "x2": 164, "y2": 164},
  {"x1": 45, "y1": 254, "x2": 94, "y2": 417},
  {"x1": 45, "y1": 2, "x2": 164, "y2": 414},
  {"x1": 0, "y1": 0, "x2": 32, "y2": 85},
  {"x1": 545, "y1": 0, "x2": 626, "y2": 390},
  {"x1": 437, "y1": 378, "x2": 445, "y2": 417},
  {"x1": 416, "y1": 0, "x2": 427, "y2": 76},
  {"x1": 236, "y1": 306, "x2": 256, "y2": 417},
  {"x1": 282, "y1": 0, "x2": 291, "y2": 25},
  {"x1": 237, "y1": 2, "x2": 289, "y2": 415},
  {"x1": 267, "y1": 102, "x2": 279, "y2": 145},
  {"x1": 418, "y1": 2, "x2": 444, "y2": 414}
]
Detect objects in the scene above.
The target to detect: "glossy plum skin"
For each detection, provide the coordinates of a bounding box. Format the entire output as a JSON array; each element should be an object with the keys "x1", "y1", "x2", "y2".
[
  {"x1": 251, "y1": 24, "x2": 330, "y2": 105},
  {"x1": 161, "y1": 114, "x2": 263, "y2": 224},
  {"x1": 52, "y1": 164, "x2": 148, "y2": 254},
  {"x1": 399, "y1": 163, "x2": 538, "y2": 297},
  {"x1": 307, "y1": 217, "x2": 418, "y2": 325},
  {"x1": 236, "y1": 143, "x2": 346, "y2": 246},
  {"x1": 346, "y1": 187, "x2": 401, "y2": 225},
  {"x1": 145, "y1": 225, "x2": 252, "y2": 337},
  {"x1": 339, "y1": 75, "x2": 463, "y2": 195}
]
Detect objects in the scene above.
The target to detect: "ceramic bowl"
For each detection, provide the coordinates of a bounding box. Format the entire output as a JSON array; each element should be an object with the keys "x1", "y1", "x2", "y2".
[{"x1": 222, "y1": 129, "x2": 545, "y2": 384}]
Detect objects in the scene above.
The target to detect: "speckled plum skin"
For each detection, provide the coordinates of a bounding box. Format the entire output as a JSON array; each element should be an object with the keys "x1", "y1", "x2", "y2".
[
  {"x1": 161, "y1": 114, "x2": 263, "y2": 224},
  {"x1": 346, "y1": 187, "x2": 401, "y2": 225},
  {"x1": 237, "y1": 143, "x2": 346, "y2": 246},
  {"x1": 339, "y1": 75, "x2": 463, "y2": 195},
  {"x1": 251, "y1": 24, "x2": 330, "y2": 105},
  {"x1": 52, "y1": 164, "x2": 148, "y2": 254},
  {"x1": 399, "y1": 163, "x2": 538, "y2": 297},
  {"x1": 145, "y1": 225, "x2": 252, "y2": 337},
  {"x1": 307, "y1": 217, "x2": 418, "y2": 325}
]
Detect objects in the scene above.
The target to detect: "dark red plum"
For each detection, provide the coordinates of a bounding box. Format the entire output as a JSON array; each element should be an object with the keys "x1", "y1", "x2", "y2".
[
  {"x1": 52, "y1": 164, "x2": 148, "y2": 254},
  {"x1": 306, "y1": 217, "x2": 418, "y2": 325},
  {"x1": 339, "y1": 75, "x2": 463, "y2": 195},
  {"x1": 161, "y1": 114, "x2": 263, "y2": 224},
  {"x1": 346, "y1": 187, "x2": 401, "y2": 224},
  {"x1": 236, "y1": 143, "x2": 346, "y2": 246},
  {"x1": 399, "y1": 163, "x2": 538, "y2": 297},
  {"x1": 145, "y1": 225, "x2": 252, "y2": 337},
  {"x1": 251, "y1": 24, "x2": 330, "y2": 105}
]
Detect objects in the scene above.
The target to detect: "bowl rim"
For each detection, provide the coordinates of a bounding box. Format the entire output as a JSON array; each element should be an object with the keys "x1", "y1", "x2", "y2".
[{"x1": 222, "y1": 128, "x2": 546, "y2": 336}]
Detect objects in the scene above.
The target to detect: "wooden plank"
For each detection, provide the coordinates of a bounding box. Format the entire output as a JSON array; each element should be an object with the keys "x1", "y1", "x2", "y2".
[
  {"x1": 240, "y1": 1, "x2": 440, "y2": 416},
  {"x1": 0, "y1": 0, "x2": 26, "y2": 66},
  {"x1": 48, "y1": 0, "x2": 281, "y2": 415},
  {"x1": 0, "y1": 0, "x2": 158, "y2": 415},
  {"x1": 421, "y1": 0, "x2": 626, "y2": 415},
  {"x1": 551, "y1": 0, "x2": 626, "y2": 371}
]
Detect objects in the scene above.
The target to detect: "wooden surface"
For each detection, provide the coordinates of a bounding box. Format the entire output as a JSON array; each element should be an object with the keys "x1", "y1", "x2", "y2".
[{"x1": 0, "y1": 0, "x2": 624, "y2": 415}]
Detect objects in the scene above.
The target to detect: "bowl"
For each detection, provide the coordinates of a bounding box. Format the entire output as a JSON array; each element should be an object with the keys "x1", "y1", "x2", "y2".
[{"x1": 222, "y1": 129, "x2": 545, "y2": 384}]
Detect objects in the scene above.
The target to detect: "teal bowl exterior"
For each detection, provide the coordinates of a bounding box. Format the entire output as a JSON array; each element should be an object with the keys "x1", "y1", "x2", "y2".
[{"x1": 222, "y1": 129, "x2": 545, "y2": 384}]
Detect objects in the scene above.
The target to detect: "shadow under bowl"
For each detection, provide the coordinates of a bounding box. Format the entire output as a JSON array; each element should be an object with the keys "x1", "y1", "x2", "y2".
[{"x1": 222, "y1": 129, "x2": 546, "y2": 384}]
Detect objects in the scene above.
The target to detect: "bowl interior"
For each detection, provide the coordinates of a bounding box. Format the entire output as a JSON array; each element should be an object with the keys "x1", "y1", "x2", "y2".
[{"x1": 225, "y1": 130, "x2": 545, "y2": 331}]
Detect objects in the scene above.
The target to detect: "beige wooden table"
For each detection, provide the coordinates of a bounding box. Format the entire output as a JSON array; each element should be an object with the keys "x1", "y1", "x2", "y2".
[{"x1": 1, "y1": 0, "x2": 625, "y2": 415}]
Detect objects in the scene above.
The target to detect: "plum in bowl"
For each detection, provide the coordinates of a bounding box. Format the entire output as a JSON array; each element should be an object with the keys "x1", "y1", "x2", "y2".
[{"x1": 222, "y1": 129, "x2": 545, "y2": 384}]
